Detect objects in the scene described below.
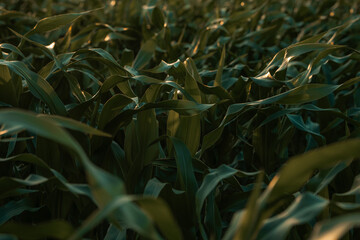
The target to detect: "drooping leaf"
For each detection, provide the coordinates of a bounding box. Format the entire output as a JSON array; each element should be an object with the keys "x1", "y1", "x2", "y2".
[
  {"x1": 0, "y1": 199, "x2": 41, "y2": 225},
  {"x1": 310, "y1": 213, "x2": 360, "y2": 240},
  {"x1": 196, "y1": 164, "x2": 237, "y2": 217},
  {"x1": 27, "y1": 9, "x2": 102, "y2": 36},
  {"x1": 269, "y1": 138, "x2": 360, "y2": 202},
  {"x1": 258, "y1": 193, "x2": 328, "y2": 240},
  {"x1": 0, "y1": 60, "x2": 67, "y2": 116}
]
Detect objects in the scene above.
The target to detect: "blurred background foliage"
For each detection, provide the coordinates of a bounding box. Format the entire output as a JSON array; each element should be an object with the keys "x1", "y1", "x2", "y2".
[{"x1": 0, "y1": 0, "x2": 360, "y2": 239}]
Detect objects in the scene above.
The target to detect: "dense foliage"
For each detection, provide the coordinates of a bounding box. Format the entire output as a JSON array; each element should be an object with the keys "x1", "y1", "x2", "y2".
[{"x1": 0, "y1": 0, "x2": 360, "y2": 239}]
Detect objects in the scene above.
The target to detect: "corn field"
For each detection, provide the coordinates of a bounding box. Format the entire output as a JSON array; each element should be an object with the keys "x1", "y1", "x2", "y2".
[{"x1": 0, "y1": 0, "x2": 360, "y2": 239}]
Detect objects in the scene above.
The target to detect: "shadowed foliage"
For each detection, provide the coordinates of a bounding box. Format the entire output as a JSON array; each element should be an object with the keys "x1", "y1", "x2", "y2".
[{"x1": 0, "y1": 0, "x2": 360, "y2": 239}]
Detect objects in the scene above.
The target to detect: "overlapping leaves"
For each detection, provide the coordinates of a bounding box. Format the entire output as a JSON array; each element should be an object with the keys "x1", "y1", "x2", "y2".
[{"x1": 0, "y1": 0, "x2": 360, "y2": 239}]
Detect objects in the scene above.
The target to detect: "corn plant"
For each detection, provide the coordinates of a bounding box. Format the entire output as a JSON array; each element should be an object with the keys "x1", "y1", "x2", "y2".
[{"x1": 0, "y1": 0, "x2": 360, "y2": 239}]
